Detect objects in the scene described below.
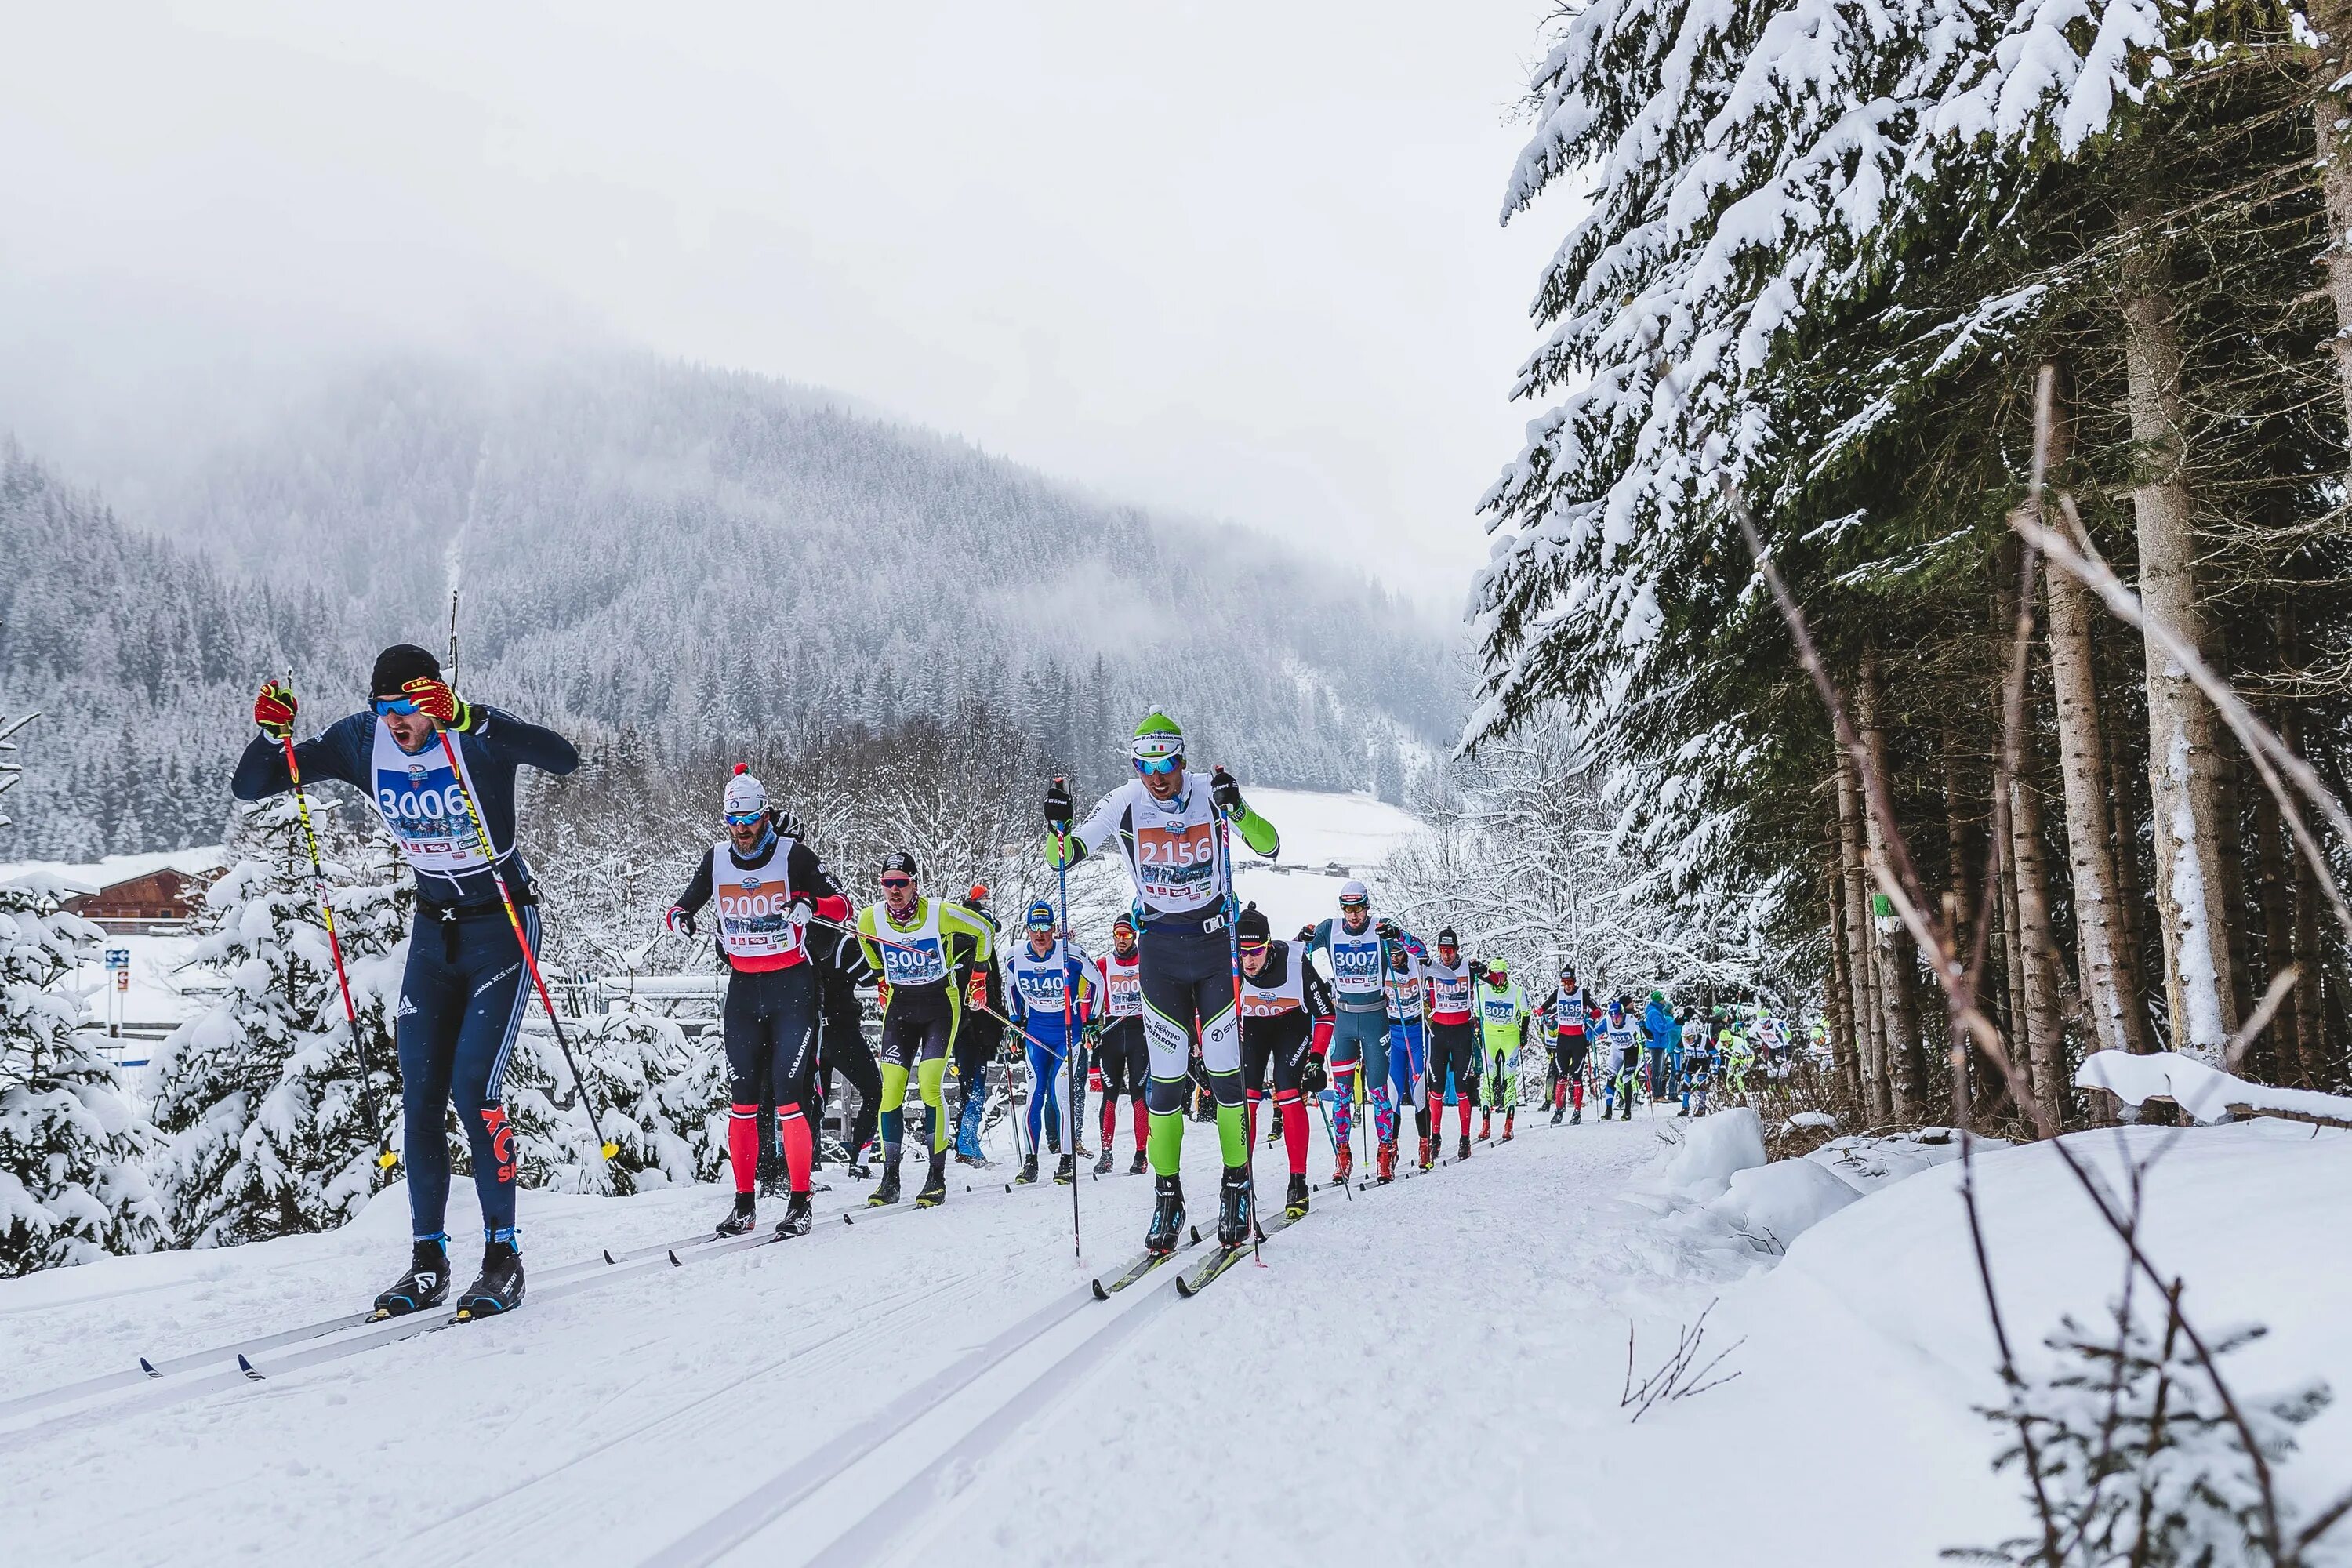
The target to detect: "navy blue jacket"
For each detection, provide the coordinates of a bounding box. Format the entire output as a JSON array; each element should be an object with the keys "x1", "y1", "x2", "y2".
[{"x1": 232, "y1": 707, "x2": 579, "y2": 910}]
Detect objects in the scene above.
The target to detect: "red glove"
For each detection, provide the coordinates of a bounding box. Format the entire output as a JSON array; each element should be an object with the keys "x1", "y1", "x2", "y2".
[
  {"x1": 254, "y1": 681, "x2": 297, "y2": 739},
  {"x1": 398, "y1": 677, "x2": 475, "y2": 731}
]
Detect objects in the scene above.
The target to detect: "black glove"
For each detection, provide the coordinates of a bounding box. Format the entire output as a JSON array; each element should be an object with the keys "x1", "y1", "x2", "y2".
[
  {"x1": 1375, "y1": 919, "x2": 1400, "y2": 942},
  {"x1": 1468, "y1": 960, "x2": 1489, "y2": 982},
  {"x1": 1295, "y1": 925, "x2": 1315, "y2": 944},
  {"x1": 1209, "y1": 765, "x2": 1243, "y2": 814},
  {"x1": 663, "y1": 906, "x2": 697, "y2": 939},
  {"x1": 1045, "y1": 775, "x2": 1073, "y2": 832},
  {"x1": 1301, "y1": 1052, "x2": 1329, "y2": 1094}
]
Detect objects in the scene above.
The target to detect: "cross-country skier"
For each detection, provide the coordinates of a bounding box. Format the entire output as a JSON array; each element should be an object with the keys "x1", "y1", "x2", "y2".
[
  {"x1": 1302, "y1": 884, "x2": 1421, "y2": 1184},
  {"x1": 666, "y1": 764, "x2": 851, "y2": 1240},
  {"x1": 1044, "y1": 709, "x2": 1279, "y2": 1254},
  {"x1": 1091, "y1": 913, "x2": 1151, "y2": 1175},
  {"x1": 1425, "y1": 931, "x2": 1478, "y2": 1160},
  {"x1": 1234, "y1": 902, "x2": 1333, "y2": 1218},
  {"x1": 1677, "y1": 1011, "x2": 1714, "y2": 1117},
  {"x1": 854, "y1": 851, "x2": 996, "y2": 1208},
  {"x1": 1004, "y1": 901, "x2": 1095, "y2": 1186},
  {"x1": 1537, "y1": 963, "x2": 1598, "y2": 1123},
  {"x1": 950, "y1": 886, "x2": 1004, "y2": 1166},
  {"x1": 807, "y1": 918, "x2": 882, "y2": 1179},
  {"x1": 236, "y1": 646, "x2": 579, "y2": 1319},
  {"x1": 1381, "y1": 934, "x2": 1431, "y2": 1178},
  {"x1": 1475, "y1": 958, "x2": 1529, "y2": 1141},
  {"x1": 1597, "y1": 996, "x2": 1643, "y2": 1121}
]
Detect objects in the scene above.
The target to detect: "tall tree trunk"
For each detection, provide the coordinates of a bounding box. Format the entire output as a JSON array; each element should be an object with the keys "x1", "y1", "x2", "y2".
[
  {"x1": 2009, "y1": 734, "x2": 2071, "y2": 1129},
  {"x1": 2104, "y1": 674, "x2": 2155, "y2": 1033},
  {"x1": 2118, "y1": 203, "x2": 2241, "y2": 1062},
  {"x1": 1858, "y1": 645, "x2": 1930, "y2": 1121},
  {"x1": 1835, "y1": 755, "x2": 1887, "y2": 1120},
  {"x1": 2309, "y1": 0, "x2": 2352, "y2": 451},
  {"x1": 1824, "y1": 815, "x2": 1862, "y2": 1109},
  {"x1": 2039, "y1": 373, "x2": 2151, "y2": 1058},
  {"x1": 2281, "y1": 681, "x2": 2326, "y2": 1087},
  {"x1": 2252, "y1": 780, "x2": 2300, "y2": 1084},
  {"x1": 1943, "y1": 715, "x2": 1977, "y2": 975}
]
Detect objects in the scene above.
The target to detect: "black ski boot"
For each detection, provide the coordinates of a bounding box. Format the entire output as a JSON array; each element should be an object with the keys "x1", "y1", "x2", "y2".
[
  {"x1": 716, "y1": 1191, "x2": 757, "y2": 1236},
  {"x1": 1145, "y1": 1174, "x2": 1186, "y2": 1255},
  {"x1": 1283, "y1": 1172, "x2": 1311, "y2": 1220},
  {"x1": 1217, "y1": 1166, "x2": 1254, "y2": 1248},
  {"x1": 455, "y1": 1240, "x2": 524, "y2": 1321},
  {"x1": 1093, "y1": 1145, "x2": 1114, "y2": 1175},
  {"x1": 869, "y1": 1160, "x2": 902, "y2": 1207},
  {"x1": 1570, "y1": 1106, "x2": 1582, "y2": 1125},
  {"x1": 775, "y1": 1191, "x2": 814, "y2": 1238},
  {"x1": 1551, "y1": 1105, "x2": 1565, "y2": 1126},
  {"x1": 371, "y1": 1237, "x2": 450, "y2": 1320},
  {"x1": 915, "y1": 1152, "x2": 948, "y2": 1208},
  {"x1": 1128, "y1": 1149, "x2": 1148, "y2": 1176},
  {"x1": 1053, "y1": 1153, "x2": 1076, "y2": 1185},
  {"x1": 1457, "y1": 1134, "x2": 1472, "y2": 1160},
  {"x1": 1015, "y1": 1152, "x2": 1040, "y2": 1185}
]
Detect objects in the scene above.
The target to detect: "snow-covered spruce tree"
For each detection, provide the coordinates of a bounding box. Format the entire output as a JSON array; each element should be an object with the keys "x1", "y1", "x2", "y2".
[
  {"x1": 0, "y1": 711, "x2": 166, "y2": 1274},
  {"x1": 147, "y1": 797, "x2": 407, "y2": 1246},
  {"x1": 501, "y1": 1007, "x2": 726, "y2": 1196}
]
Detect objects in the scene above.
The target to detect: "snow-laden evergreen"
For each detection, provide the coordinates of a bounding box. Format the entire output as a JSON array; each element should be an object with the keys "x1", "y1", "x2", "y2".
[
  {"x1": 146, "y1": 797, "x2": 407, "y2": 1247},
  {"x1": 504, "y1": 1007, "x2": 727, "y2": 1198},
  {"x1": 0, "y1": 711, "x2": 165, "y2": 1275}
]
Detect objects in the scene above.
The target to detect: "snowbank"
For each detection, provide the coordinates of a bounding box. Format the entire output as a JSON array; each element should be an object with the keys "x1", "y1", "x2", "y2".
[
  {"x1": 1713, "y1": 1158, "x2": 1858, "y2": 1250},
  {"x1": 1657, "y1": 1107, "x2": 1766, "y2": 1197},
  {"x1": 1806, "y1": 1126, "x2": 2005, "y2": 1194},
  {"x1": 1590, "y1": 1119, "x2": 2352, "y2": 1565},
  {"x1": 2078, "y1": 1047, "x2": 2352, "y2": 1127}
]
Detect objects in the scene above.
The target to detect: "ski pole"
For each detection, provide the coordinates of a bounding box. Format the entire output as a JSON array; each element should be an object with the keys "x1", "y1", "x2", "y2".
[
  {"x1": 1054, "y1": 788, "x2": 1080, "y2": 1261},
  {"x1": 276, "y1": 697, "x2": 397, "y2": 1173},
  {"x1": 431, "y1": 727, "x2": 619, "y2": 1163},
  {"x1": 1211, "y1": 800, "x2": 1258, "y2": 1252}
]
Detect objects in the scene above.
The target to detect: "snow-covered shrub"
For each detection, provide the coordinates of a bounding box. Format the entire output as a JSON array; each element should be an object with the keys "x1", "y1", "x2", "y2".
[
  {"x1": 1659, "y1": 1108, "x2": 1768, "y2": 1197},
  {"x1": 147, "y1": 797, "x2": 408, "y2": 1246},
  {"x1": 1951, "y1": 1299, "x2": 2333, "y2": 1566},
  {"x1": 0, "y1": 868, "x2": 167, "y2": 1273},
  {"x1": 505, "y1": 1007, "x2": 726, "y2": 1196}
]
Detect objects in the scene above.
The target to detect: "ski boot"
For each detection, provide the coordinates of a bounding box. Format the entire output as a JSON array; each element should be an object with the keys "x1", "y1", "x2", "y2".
[
  {"x1": 1457, "y1": 1134, "x2": 1471, "y2": 1161},
  {"x1": 1093, "y1": 1145, "x2": 1115, "y2": 1175},
  {"x1": 1045, "y1": 1131, "x2": 1061, "y2": 1156},
  {"x1": 1619, "y1": 1099, "x2": 1632, "y2": 1122},
  {"x1": 1419, "y1": 1134, "x2": 1436, "y2": 1171},
  {"x1": 956, "y1": 1100, "x2": 987, "y2": 1166},
  {"x1": 1676, "y1": 1103, "x2": 1690, "y2": 1118},
  {"x1": 715, "y1": 1192, "x2": 758, "y2": 1236},
  {"x1": 1128, "y1": 1149, "x2": 1148, "y2": 1176},
  {"x1": 1331, "y1": 1142, "x2": 1353, "y2": 1185},
  {"x1": 1216, "y1": 1166, "x2": 1254, "y2": 1248},
  {"x1": 775, "y1": 1191, "x2": 815, "y2": 1238},
  {"x1": 1501, "y1": 1110, "x2": 1515, "y2": 1143},
  {"x1": 1145, "y1": 1174, "x2": 1186, "y2": 1256},
  {"x1": 915, "y1": 1153, "x2": 948, "y2": 1209},
  {"x1": 1478, "y1": 1110, "x2": 1492, "y2": 1142},
  {"x1": 454, "y1": 1240, "x2": 524, "y2": 1321},
  {"x1": 868, "y1": 1160, "x2": 902, "y2": 1207},
  {"x1": 1283, "y1": 1172, "x2": 1311, "y2": 1220},
  {"x1": 1014, "y1": 1152, "x2": 1040, "y2": 1185},
  {"x1": 371, "y1": 1237, "x2": 450, "y2": 1320},
  {"x1": 1073, "y1": 1141, "x2": 1092, "y2": 1160},
  {"x1": 1376, "y1": 1138, "x2": 1398, "y2": 1185},
  {"x1": 1570, "y1": 1105, "x2": 1582, "y2": 1125},
  {"x1": 1053, "y1": 1153, "x2": 1076, "y2": 1185},
  {"x1": 1551, "y1": 1105, "x2": 1565, "y2": 1126}
]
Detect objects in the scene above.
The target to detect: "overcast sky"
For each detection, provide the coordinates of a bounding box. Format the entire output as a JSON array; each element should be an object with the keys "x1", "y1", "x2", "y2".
[{"x1": 0, "y1": 2, "x2": 1568, "y2": 615}]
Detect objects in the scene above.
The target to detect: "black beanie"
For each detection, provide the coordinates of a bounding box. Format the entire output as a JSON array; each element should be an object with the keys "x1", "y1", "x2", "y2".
[
  {"x1": 371, "y1": 644, "x2": 441, "y2": 697},
  {"x1": 1236, "y1": 902, "x2": 1269, "y2": 943}
]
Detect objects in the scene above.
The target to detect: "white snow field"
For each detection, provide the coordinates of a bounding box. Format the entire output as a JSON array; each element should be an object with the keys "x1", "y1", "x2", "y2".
[{"x1": 5, "y1": 1105, "x2": 2343, "y2": 1566}]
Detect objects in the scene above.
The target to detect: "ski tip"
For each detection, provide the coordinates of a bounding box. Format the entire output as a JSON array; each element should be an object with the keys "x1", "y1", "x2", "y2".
[
  {"x1": 138, "y1": 1356, "x2": 160, "y2": 1378},
  {"x1": 602, "y1": 1248, "x2": 619, "y2": 1265},
  {"x1": 841, "y1": 1213, "x2": 855, "y2": 1226},
  {"x1": 236, "y1": 1354, "x2": 263, "y2": 1381},
  {"x1": 666, "y1": 1249, "x2": 684, "y2": 1267},
  {"x1": 1174, "y1": 1276, "x2": 1196, "y2": 1298},
  {"x1": 1189, "y1": 1225, "x2": 1202, "y2": 1244},
  {"x1": 1090, "y1": 1279, "x2": 1109, "y2": 1301}
]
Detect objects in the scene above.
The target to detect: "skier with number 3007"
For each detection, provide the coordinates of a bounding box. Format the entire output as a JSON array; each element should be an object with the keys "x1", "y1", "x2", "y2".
[{"x1": 1044, "y1": 710, "x2": 1279, "y2": 1258}]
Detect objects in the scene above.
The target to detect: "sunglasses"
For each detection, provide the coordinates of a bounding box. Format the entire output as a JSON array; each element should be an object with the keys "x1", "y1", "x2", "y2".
[
  {"x1": 1339, "y1": 902, "x2": 1368, "y2": 913},
  {"x1": 880, "y1": 875, "x2": 913, "y2": 889},
  {"x1": 724, "y1": 811, "x2": 765, "y2": 828},
  {"x1": 1237, "y1": 938, "x2": 1268, "y2": 953},
  {"x1": 1133, "y1": 753, "x2": 1181, "y2": 775},
  {"x1": 371, "y1": 696, "x2": 422, "y2": 716}
]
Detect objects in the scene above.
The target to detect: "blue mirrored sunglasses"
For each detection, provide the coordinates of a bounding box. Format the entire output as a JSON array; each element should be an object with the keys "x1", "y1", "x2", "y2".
[
  {"x1": 724, "y1": 811, "x2": 765, "y2": 827},
  {"x1": 1132, "y1": 753, "x2": 1181, "y2": 775},
  {"x1": 371, "y1": 696, "x2": 422, "y2": 716}
]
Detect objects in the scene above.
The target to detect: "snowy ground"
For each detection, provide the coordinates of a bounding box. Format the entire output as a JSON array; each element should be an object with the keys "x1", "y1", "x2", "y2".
[{"x1": 5, "y1": 1105, "x2": 2347, "y2": 1566}]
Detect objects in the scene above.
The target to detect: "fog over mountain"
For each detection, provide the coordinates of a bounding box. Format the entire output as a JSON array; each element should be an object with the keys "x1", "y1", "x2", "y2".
[{"x1": 1, "y1": 352, "x2": 1461, "y2": 859}]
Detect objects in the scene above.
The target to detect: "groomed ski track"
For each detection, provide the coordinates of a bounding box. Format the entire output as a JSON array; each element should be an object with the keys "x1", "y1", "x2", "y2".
[{"x1": 0, "y1": 1107, "x2": 1754, "y2": 1566}]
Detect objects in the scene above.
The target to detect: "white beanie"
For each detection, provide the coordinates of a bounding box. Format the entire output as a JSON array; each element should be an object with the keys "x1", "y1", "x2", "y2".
[
  {"x1": 1338, "y1": 879, "x2": 1370, "y2": 905},
  {"x1": 723, "y1": 763, "x2": 766, "y2": 817}
]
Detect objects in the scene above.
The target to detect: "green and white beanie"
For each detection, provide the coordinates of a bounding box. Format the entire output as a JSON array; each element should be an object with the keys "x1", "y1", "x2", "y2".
[{"x1": 1131, "y1": 708, "x2": 1184, "y2": 762}]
